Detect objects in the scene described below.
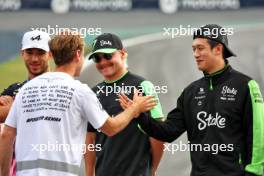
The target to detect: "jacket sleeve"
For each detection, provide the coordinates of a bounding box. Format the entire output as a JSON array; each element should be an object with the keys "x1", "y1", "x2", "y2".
[
  {"x1": 137, "y1": 90, "x2": 186, "y2": 143},
  {"x1": 139, "y1": 80, "x2": 164, "y2": 119},
  {"x1": 1, "y1": 82, "x2": 20, "y2": 97},
  {"x1": 243, "y1": 80, "x2": 264, "y2": 176}
]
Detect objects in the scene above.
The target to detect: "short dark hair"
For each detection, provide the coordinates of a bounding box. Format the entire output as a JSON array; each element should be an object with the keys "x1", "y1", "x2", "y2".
[
  {"x1": 207, "y1": 39, "x2": 219, "y2": 49},
  {"x1": 207, "y1": 39, "x2": 225, "y2": 55},
  {"x1": 207, "y1": 39, "x2": 227, "y2": 63}
]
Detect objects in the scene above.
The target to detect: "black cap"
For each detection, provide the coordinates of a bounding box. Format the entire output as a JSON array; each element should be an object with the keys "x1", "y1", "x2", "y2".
[
  {"x1": 88, "y1": 33, "x2": 123, "y2": 60},
  {"x1": 193, "y1": 24, "x2": 236, "y2": 58}
]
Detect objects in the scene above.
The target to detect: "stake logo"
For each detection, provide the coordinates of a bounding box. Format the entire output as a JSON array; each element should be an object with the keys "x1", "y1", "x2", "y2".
[{"x1": 197, "y1": 111, "x2": 226, "y2": 130}]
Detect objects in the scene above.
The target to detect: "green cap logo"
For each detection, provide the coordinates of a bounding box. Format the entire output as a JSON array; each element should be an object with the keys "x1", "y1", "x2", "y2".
[{"x1": 92, "y1": 39, "x2": 97, "y2": 48}]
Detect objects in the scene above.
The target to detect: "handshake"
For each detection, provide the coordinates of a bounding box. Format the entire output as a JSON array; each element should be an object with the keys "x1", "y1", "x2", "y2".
[{"x1": 118, "y1": 89, "x2": 157, "y2": 117}]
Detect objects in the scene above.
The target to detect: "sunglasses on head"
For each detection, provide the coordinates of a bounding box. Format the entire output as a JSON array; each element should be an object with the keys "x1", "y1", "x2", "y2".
[{"x1": 92, "y1": 53, "x2": 114, "y2": 63}]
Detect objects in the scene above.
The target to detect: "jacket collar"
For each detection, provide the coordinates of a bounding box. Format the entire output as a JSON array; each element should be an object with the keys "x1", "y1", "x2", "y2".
[{"x1": 204, "y1": 64, "x2": 232, "y2": 90}]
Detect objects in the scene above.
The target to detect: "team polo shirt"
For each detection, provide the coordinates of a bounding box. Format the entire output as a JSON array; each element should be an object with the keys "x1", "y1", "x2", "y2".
[
  {"x1": 88, "y1": 71, "x2": 164, "y2": 176},
  {"x1": 5, "y1": 72, "x2": 109, "y2": 176}
]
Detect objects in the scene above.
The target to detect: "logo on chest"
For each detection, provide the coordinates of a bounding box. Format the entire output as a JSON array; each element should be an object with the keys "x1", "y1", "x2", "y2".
[
  {"x1": 194, "y1": 87, "x2": 206, "y2": 106},
  {"x1": 197, "y1": 111, "x2": 226, "y2": 130},
  {"x1": 220, "y1": 86, "x2": 237, "y2": 101}
]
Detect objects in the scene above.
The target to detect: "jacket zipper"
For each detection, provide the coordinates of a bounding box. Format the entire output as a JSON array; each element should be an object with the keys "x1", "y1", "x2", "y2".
[
  {"x1": 207, "y1": 64, "x2": 230, "y2": 91},
  {"x1": 209, "y1": 78, "x2": 213, "y2": 91}
]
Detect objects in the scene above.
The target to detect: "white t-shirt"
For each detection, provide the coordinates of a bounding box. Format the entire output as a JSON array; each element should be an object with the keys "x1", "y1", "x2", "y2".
[{"x1": 5, "y1": 72, "x2": 109, "y2": 176}]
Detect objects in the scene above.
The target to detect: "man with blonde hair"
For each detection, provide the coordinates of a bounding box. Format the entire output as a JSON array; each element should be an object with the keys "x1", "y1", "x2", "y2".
[{"x1": 0, "y1": 31, "x2": 156, "y2": 176}]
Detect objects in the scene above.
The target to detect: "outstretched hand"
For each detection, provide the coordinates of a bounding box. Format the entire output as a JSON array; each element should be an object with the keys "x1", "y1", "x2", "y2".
[
  {"x1": 119, "y1": 89, "x2": 157, "y2": 117},
  {"x1": 119, "y1": 92, "x2": 133, "y2": 110},
  {"x1": 0, "y1": 96, "x2": 13, "y2": 106}
]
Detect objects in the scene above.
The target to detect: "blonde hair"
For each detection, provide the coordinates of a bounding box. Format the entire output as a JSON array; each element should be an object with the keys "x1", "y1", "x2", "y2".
[{"x1": 49, "y1": 30, "x2": 84, "y2": 66}]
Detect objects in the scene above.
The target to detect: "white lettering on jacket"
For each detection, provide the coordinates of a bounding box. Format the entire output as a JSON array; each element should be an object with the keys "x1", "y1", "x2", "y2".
[
  {"x1": 221, "y1": 86, "x2": 237, "y2": 96},
  {"x1": 197, "y1": 111, "x2": 226, "y2": 130}
]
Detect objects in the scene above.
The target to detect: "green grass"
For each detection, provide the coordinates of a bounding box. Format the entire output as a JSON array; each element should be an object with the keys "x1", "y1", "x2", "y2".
[
  {"x1": 0, "y1": 45, "x2": 91, "y2": 93},
  {"x1": 0, "y1": 56, "x2": 27, "y2": 92}
]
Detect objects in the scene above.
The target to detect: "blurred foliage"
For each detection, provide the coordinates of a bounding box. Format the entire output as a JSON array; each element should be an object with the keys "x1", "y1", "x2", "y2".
[
  {"x1": 0, "y1": 43, "x2": 92, "y2": 92},
  {"x1": 0, "y1": 56, "x2": 27, "y2": 92}
]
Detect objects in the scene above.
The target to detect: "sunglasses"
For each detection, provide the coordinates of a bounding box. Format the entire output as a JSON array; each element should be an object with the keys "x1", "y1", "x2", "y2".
[{"x1": 92, "y1": 53, "x2": 114, "y2": 63}]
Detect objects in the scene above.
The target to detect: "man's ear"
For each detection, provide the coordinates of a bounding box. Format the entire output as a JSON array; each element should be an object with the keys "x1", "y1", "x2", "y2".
[
  {"x1": 214, "y1": 44, "x2": 224, "y2": 56},
  {"x1": 20, "y1": 50, "x2": 24, "y2": 58},
  {"x1": 120, "y1": 49, "x2": 128, "y2": 59},
  {"x1": 48, "y1": 51, "x2": 53, "y2": 60},
  {"x1": 75, "y1": 50, "x2": 81, "y2": 62}
]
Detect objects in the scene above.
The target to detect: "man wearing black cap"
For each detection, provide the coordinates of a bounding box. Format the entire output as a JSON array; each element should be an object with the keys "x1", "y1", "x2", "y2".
[
  {"x1": 120, "y1": 24, "x2": 264, "y2": 176},
  {"x1": 85, "y1": 33, "x2": 165, "y2": 176}
]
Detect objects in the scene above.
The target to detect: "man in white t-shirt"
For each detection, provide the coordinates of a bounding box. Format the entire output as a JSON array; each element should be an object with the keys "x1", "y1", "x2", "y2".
[{"x1": 0, "y1": 31, "x2": 156, "y2": 176}]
